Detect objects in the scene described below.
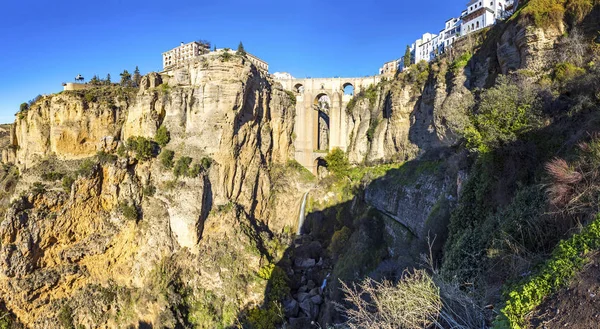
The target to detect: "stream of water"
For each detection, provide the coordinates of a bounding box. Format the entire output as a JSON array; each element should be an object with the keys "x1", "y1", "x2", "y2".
[{"x1": 297, "y1": 192, "x2": 309, "y2": 235}]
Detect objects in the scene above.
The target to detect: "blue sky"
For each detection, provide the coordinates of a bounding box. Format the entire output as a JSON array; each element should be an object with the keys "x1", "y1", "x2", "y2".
[{"x1": 0, "y1": 0, "x2": 467, "y2": 123}]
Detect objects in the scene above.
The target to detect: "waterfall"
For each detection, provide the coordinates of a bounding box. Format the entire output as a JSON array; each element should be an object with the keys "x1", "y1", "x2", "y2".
[{"x1": 297, "y1": 192, "x2": 309, "y2": 235}]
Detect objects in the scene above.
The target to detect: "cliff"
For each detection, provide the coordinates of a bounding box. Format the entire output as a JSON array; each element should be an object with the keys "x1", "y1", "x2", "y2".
[{"x1": 0, "y1": 55, "x2": 302, "y2": 327}]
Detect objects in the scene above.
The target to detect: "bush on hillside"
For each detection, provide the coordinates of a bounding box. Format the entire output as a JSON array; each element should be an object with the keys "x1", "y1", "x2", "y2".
[
  {"x1": 553, "y1": 62, "x2": 585, "y2": 83},
  {"x1": 522, "y1": 0, "x2": 567, "y2": 28},
  {"x1": 324, "y1": 148, "x2": 350, "y2": 176},
  {"x1": 155, "y1": 125, "x2": 170, "y2": 147},
  {"x1": 159, "y1": 149, "x2": 175, "y2": 169},
  {"x1": 339, "y1": 269, "x2": 442, "y2": 329},
  {"x1": 127, "y1": 136, "x2": 155, "y2": 161},
  {"x1": 173, "y1": 156, "x2": 193, "y2": 177},
  {"x1": 461, "y1": 75, "x2": 542, "y2": 152}
]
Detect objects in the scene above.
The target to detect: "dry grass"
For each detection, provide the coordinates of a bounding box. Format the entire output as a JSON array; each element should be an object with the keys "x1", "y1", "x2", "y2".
[{"x1": 338, "y1": 269, "x2": 442, "y2": 329}]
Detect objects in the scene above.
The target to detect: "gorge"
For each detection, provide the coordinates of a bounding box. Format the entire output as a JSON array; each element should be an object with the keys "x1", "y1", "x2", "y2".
[{"x1": 1, "y1": 1, "x2": 600, "y2": 328}]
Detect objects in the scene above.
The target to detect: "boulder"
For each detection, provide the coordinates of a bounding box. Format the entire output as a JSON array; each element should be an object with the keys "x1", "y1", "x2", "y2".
[
  {"x1": 309, "y1": 287, "x2": 321, "y2": 296},
  {"x1": 289, "y1": 317, "x2": 312, "y2": 329},
  {"x1": 297, "y1": 292, "x2": 310, "y2": 302},
  {"x1": 283, "y1": 299, "x2": 299, "y2": 318},
  {"x1": 294, "y1": 258, "x2": 316, "y2": 269},
  {"x1": 310, "y1": 295, "x2": 323, "y2": 305}
]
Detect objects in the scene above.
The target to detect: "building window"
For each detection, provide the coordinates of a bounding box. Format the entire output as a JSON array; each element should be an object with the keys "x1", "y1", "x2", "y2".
[{"x1": 476, "y1": 21, "x2": 480, "y2": 28}]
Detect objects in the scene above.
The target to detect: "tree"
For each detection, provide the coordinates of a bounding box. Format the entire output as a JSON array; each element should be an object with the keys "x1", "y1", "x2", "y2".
[
  {"x1": 236, "y1": 42, "x2": 246, "y2": 56},
  {"x1": 120, "y1": 70, "x2": 132, "y2": 87},
  {"x1": 19, "y1": 103, "x2": 29, "y2": 112},
  {"x1": 106, "y1": 73, "x2": 111, "y2": 85},
  {"x1": 213, "y1": 44, "x2": 216, "y2": 52},
  {"x1": 159, "y1": 149, "x2": 175, "y2": 169},
  {"x1": 404, "y1": 45, "x2": 412, "y2": 69},
  {"x1": 155, "y1": 125, "x2": 170, "y2": 147},
  {"x1": 133, "y1": 66, "x2": 142, "y2": 87},
  {"x1": 90, "y1": 75, "x2": 100, "y2": 85}
]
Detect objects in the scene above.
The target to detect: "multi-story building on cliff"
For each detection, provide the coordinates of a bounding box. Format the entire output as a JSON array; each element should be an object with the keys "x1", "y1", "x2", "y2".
[
  {"x1": 162, "y1": 41, "x2": 210, "y2": 69},
  {"x1": 163, "y1": 42, "x2": 269, "y2": 73},
  {"x1": 379, "y1": 58, "x2": 400, "y2": 76},
  {"x1": 461, "y1": 0, "x2": 511, "y2": 34},
  {"x1": 398, "y1": 0, "x2": 516, "y2": 68}
]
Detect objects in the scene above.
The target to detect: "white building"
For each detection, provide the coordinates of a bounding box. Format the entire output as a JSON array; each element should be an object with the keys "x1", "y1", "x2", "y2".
[
  {"x1": 414, "y1": 33, "x2": 438, "y2": 63},
  {"x1": 461, "y1": 0, "x2": 514, "y2": 35},
  {"x1": 379, "y1": 58, "x2": 400, "y2": 76},
  {"x1": 438, "y1": 17, "x2": 462, "y2": 54},
  {"x1": 162, "y1": 41, "x2": 210, "y2": 69}
]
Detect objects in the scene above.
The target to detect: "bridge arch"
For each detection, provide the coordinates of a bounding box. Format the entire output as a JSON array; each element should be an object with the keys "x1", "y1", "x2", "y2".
[
  {"x1": 314, "y1": 93, "x2": 330, "y2": 151},
  {"x1": 314, "y1": 157, "x2": 328, "y2": 178},
  {"x1": 294, "y1": 83, "x2": 304, "y2": 94},
  {"x1": 343, "y1": 82, "x2": 355, "y2": 96}
]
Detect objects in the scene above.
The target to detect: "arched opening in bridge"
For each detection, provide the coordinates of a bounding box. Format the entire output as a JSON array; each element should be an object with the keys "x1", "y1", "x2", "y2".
[
  {"x1": 343, "y1": 83, "x2": 354, "y2": 96},
  {"x1": 294, "y1": 83, "x2": 304, "y2": 94},
  {"x1": 313, "y1": 94, "x2": 330, "y2": 151},
  {"x1": 314, "y1": 157, "x2": 328, "y2": 179}
]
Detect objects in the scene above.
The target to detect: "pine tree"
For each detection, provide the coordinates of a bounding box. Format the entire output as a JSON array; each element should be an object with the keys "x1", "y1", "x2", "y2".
[
  {"x1": 236, "y1": 42, "x2": 246, "y2": 56},
  {"x1": 213, "y1": 44, "x2": 216, "y2": 52},
  {"x1": 120, "y1": 70, "x2": 132, "y2": 87},
  {"x1": 106, "y1": 73, "x2": 111, "y2": 85},
  {"x1": 133, "y1": 66, "x2": 141, "y2": 87},
  {"x1": 404, "y1": 45, "x2": 412, "y2": 69}
]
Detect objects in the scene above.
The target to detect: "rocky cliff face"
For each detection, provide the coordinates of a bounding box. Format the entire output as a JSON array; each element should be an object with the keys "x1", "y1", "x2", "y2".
[
  {"x1": 345, "y1": 19, "x2": 565, "y2": 166},
  {"x1": 0, "y1": 55, "x2": 300, "y2": 327}
]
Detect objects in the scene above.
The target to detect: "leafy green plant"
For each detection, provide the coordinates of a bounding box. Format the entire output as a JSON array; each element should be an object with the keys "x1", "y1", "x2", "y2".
[
  {"x1": 324, "y1": 148, "x2": 350, "y2": 176},
  {"x1": 155, "y1": 125, "x2": 170, "y2": 147},
  {"x1": 173, "y1": 156, "x2": 193, "y2": 177},
  {"x1": 494, "y1": 215, "x2": 600, "y2": 329},
  {"x1": 366, "y1": 118, "x2": 380, "y2": 143},
  {"x1": 159, "y1": 149, "x2": 175, "y2": 169},
  {"x1": 77, "y1": 159, "x2": 96, "y2": 177},
  {"x1": 96, "y1": 151, "x2": 117, "y2": 164},
  {"x1": 118, "y1": 202, "x2": 139, "y2": 221},
  {"x1": 126, "y1": 136, "x2": 155, "y2": 161},
  {"x1": 58, "y1": 304, "x2": 74, "y2": 329},
  {"x1": 62, "y1": 176, "x2": 75, "y2": 193},
  {"x1": 41, "y1": 171, "x2": 64, "y2": 181},
  {"x1": 450, "y1": 52, "x2": 472, "y2": 74},
  {"x1": 461, "y1": 76, "x2": 542, "y2": 153},
  {"x1": 553, "y1": 62, "x2": 585, "y2": 83}
]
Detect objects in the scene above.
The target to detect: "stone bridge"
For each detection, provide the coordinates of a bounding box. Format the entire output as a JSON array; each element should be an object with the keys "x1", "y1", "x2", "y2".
[{"x1": 275, "y1": 76, "x2": 382, "y2": 174}]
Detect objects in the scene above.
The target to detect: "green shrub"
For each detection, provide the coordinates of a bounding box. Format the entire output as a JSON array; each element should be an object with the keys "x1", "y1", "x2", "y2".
[
  {"x1": 118, "y1": 202, "x2": 139, "y2": 221},
  {"x1": 58, "y1": 304, "x2": 74, "y2": 329},
  {"x1": 553, "y1": 62, "x2": 585, "y2": 83},
  {"x1": 494, "y1": 215, "x2": 600, "y2": 329},
  {"x1": 127, "y1": 136, "x2": 155, "y2": 161},
  {"x1": 32, "y1": 182, "x2": 46, "y2": 194},
  {"x1": 220, "y1": 50, "x2": 232, "y2": 62},
  {"x1": 284, "y1": 90, "x2": 296, "y2": 105},
  {"x1": 521, "y1": 0, "x2": 566, "y2": 28},
  {"x1": 461, "y1": 76, "x2": 542, "y2": 152},
  {"x1": 77, "y1": 159, "x2": 96, "y2": 177},
  {"x1": 84, "y1": 92, "x2": 96, "y2": 103},
  {"x1": 19, "y1": 103, "x2": 28, "y2": 112},
  {"x1": 117, "y1": 144, "x2": 127, "y2": 158},
  {"x1": 566, "y1": 0, "x2": 598, "y2": 22},
  {"x1": 329, "y1": 226, "x2": 352, "y2": 256},
  {"x1": 155, "y1": 125, "x2": 170, "y2": 147},
  {"x1": 173, "y1": 156, "x2": 193, "y2": 177},
  {"x1": 200, "y1": 157, "x2": 213, "y2": 170},
  {"x1": 96, "y1": 151, "x2": 117, "y2": 164},
  {"x1": 143, "y1": 184, "x2": 156, "y2": 197},
  {"x1": 324, "y1": 148, "x2": 350, "y2": 176},
  {"x1": 450, "y1": 52, "x2": 472, "y2": 74},
  {"x1": 366, "y1": 118, "x2": 380, "y2": 143},
  {"x1": 62, "y1": 176, "x2": 75, "y2": 193},
  {"x1": 188, "y1": 163, "x2": 202, "y2": 178},
  {"x1": 159, "y1": 149, "x2": 175, "y2": 169},
  {"x1": 41, "y1": 171, "x2": 64, "y2": 181}
]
